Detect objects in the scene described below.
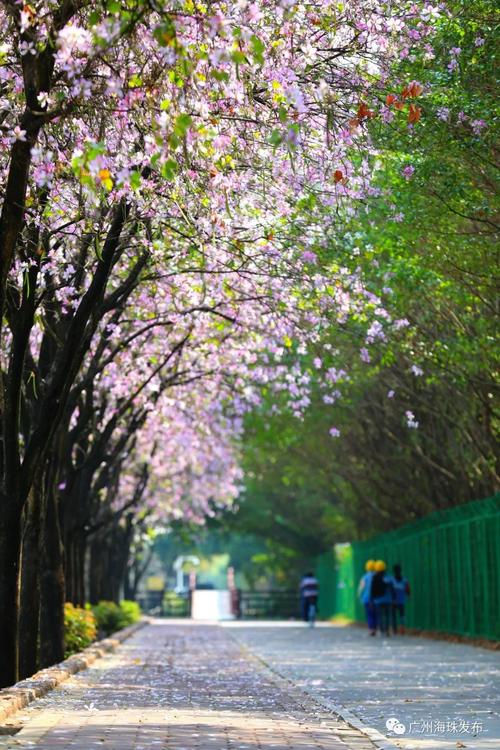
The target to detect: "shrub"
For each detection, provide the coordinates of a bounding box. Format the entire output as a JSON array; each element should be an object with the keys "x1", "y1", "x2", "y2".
[
  {"x1": 119, "y1": 600, "x2": 141, "y2": 627},
  {"x1": 91, "y1": 601, "x2": 122, "y2": 635},
  {"x1": 91, "y1": 600, "x2": 141, "y2": 636},
  {"x1": 64, "y1": 603, "x2": 97, "y2": 658}
]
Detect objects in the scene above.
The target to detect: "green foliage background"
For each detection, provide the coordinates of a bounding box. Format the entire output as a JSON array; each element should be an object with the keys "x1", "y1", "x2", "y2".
[{"x1": 215, "y1": 0, "x2": 499, "y2": 585}]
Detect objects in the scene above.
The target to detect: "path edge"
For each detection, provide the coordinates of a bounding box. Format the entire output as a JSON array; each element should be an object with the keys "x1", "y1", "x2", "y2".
[
  {"x1": 0, "y1": 618, "x2": 149, "y2": 725},
  {"x1": 230, "y1": 631, "x2": 400, "y2": 750}
]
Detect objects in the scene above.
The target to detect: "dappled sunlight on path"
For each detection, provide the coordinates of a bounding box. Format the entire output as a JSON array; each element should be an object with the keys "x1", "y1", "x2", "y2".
[{"x1": 0, "y1": 621, "x2": 374, "y2": 750}]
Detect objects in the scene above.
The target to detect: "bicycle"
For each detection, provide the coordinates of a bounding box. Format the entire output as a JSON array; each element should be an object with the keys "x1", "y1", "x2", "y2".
[{"x1": 307, "y1": 600, "x2": 316, "y2": 627}]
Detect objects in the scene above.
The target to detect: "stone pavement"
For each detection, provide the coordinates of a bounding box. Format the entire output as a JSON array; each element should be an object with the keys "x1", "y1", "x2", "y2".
[
  {"x1": 226, "y1": 622, "x2": 500, "y2": 750},
  {"x1": 0, "y1": 621, "x2": 376, "y2": 750}
]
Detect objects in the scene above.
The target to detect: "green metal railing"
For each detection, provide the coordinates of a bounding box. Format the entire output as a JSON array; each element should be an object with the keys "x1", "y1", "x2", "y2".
[
  {"x1": 316, "y1": 494, "x2": 500, "y2": 641},
  {"x1": 239, "y1": 590, "x2": 300, "y2": 619}
]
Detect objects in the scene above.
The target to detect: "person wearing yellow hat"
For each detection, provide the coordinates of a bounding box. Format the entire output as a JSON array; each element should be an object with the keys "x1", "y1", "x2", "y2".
[
  {"x1": 357, "y1": 559, "x2": 377, "y2": 635},
  {"x1": 370, "y1": 560, "x2": 394, "y2": 635}
]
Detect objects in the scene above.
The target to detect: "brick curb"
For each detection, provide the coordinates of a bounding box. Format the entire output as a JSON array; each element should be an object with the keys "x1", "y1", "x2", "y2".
[{"x1": 0, "y1": 618, "x2": 149, "y2": 725}]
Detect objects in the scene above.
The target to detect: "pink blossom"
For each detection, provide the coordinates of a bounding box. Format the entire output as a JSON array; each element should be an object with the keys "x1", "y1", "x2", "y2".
[
  {"x1": 19, "y1": 7, "x2": 36, "y2": 34},
  {"x1": 301, "y1": 250, "x2": 317, "y2": 264},
  {"x1": 360, "y1": 347, "x2": 371, "y2": 363},
  {"x1": 10, "y1": 125, "x2": 26, "y2": 143},
  {"x1": 19, "y1": 40, "x2": 36, "y2": 56},
  {"x1": 380, "y1": 105, "x2": 394, "y2": 123},
  {"x1": 423, "y1": 44, "x2": 435, "y2": 60},
  {"x1": 471, "y1": 119, "x2": 487, "y2": 135},
  {"x1": 405, "y1": 410, "x2": 419, "y2": 429},
  {"x1": 366, "y1": 321, "x2": 386, "y2": 343},
  {"x1": 247, "y1": 4, "x2": 263, "y2": 22}
]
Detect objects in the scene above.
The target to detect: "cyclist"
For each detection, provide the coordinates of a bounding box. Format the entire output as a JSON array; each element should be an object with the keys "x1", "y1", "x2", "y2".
[{"x1": 300, "y1": 571, "x2": 319, "y2": 625}]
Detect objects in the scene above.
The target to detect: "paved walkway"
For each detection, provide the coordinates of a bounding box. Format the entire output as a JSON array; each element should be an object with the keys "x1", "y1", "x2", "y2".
[
  {"x1": 226, "y1": 622, "x2": 500, "y2": 750},
  {"x1": 0, "y1": 621, "x2": 375, "y2": 750}
]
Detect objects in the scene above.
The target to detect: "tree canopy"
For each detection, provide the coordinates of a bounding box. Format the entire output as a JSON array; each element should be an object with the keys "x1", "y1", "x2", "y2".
[{"x1": 220, "y1": 0, "x2": 499, "y2": 574}]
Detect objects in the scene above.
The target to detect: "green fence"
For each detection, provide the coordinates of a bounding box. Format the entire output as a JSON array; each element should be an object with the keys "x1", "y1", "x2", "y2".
[{"x1": 316, "y1": 494, "x2": 500, "y2": 641}]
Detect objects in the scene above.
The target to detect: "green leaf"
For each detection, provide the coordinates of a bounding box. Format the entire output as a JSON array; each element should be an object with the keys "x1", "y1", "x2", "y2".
[
  {"x1": 231, "y1": 50, "x2": 247, "y2": 65},
  {"x1": 106, "y1": 0, "x2": 121, "y2": 13},
  {"x1": 278, "y1": 106, "x2": 288, "y2": 124},
  {"x1": 129, "y1": 170, "x2": 141, "y2": 190},
  {"x1": 211, "y1": 70, "x2": 230, "y2": 82},
  {"x1": 128, "y1": 73, "x2": 143, "y2": 89},
  {"x1": 88, "y1": 10, "x2": 101, "y2": 25},
  {"x1": 153, "y1": 20, "x2": 176, "y2": 47},
  {"x1": 173, "y1": 113, "x2": 193, "y2": 137},
  {"x1": 269, "y1": 129, "x2": 283, "y2": 146},
  {"x1": 161, "y1": 158, "x2": 178, "y2": 180},
  {"x1": 250, "y1": 35, "x2": 265, "y2": 65}
]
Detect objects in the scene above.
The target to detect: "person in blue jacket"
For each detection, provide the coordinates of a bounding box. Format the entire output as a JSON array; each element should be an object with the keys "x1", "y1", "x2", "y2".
[
  {"x1": 370, "y1": 560, "x2": 393, "y2": 636},
  {"x1": 299, "y1": 571, "x2": 319, "y2": 622},
  {"x1": 358, "y1": 559, "x2": 377, "y2": 635},
  {"x1": 391, "y1": 563, "x2": 410, "y2": 634}
]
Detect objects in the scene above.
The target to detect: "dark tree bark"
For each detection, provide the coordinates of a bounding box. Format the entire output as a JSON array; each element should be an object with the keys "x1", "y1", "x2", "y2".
[
  {"x1": 0, "y1": 501, "x2": 23, "y2": 686},
  {"x1": 65, "y1": 524, "x2": 88, "y2": 605},
  {"x1": 39, "y1": 487, "x2": 65, "y2": 668},
  {"x1": 19, "y1": 477, "x2": 44, "y2": 679},
  {"x1": 74, "y1": 535, "x2": 87, "y2": 608},
  {"x1": 89, "y1": 536, "x2": 105, "y2": 605},
  {"x1": 0, "y1": 200, "x2": 130, "y2": 686}
]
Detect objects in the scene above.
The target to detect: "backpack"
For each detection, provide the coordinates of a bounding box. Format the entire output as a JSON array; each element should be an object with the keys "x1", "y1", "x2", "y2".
[{"x1": 371, "y1": 572, "x2": 387, "y2": 599}]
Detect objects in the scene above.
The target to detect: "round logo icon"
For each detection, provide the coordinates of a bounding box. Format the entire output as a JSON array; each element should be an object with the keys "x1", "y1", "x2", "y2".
[{"x1": 386, "y1": 717, "x2": 406, "y2": 735}]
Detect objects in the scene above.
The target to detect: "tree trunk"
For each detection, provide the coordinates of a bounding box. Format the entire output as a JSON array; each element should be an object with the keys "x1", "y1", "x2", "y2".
[
  {"x1": 95, "y1": 519, "x2": 133, "y2": 604},
  {"x1": 74, "y1": 536, "x2": 87, "y2": 607},
  {"x1": 123, "y1": 568, "x2": 133, "y2": 601},
  {"x1": 112, "y1": 519, "x2": 134, "y2": 603},
  {"x1": 95, "y1": 536, "x2": 115, "y2": 602},
  {"x1": 64, "y1": 534, "x2": 76, "y2": 604},
  {"x1": 89, "y1": 524, "x2": 126, "y2": 604},
  {"x1": 39, "y1": 489, "x2": 65, "y2": 668},
  {"x1": 19, "y1": 482, "x2": 43, "y2": 679},
  {"x1": 0, "y1": 500, "x2": 22, "y2": 687},
  {"x1": 89, "y1": 536, "x2": 104, "y2": 605}
]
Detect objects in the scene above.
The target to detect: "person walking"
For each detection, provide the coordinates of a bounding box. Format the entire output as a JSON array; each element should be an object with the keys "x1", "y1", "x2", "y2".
[
  {"x1": 300, "y1": 571, "x2": 319, "y2": 623},
  {"x1": 358, "y1": 559, "x2": 377, "y2": 635},
  {"x1": 391, "y1": 563, "x2": 410, "y2": 634},
  {"x1": 370, "y1": 560, "x2": 393, "y2": 636}
]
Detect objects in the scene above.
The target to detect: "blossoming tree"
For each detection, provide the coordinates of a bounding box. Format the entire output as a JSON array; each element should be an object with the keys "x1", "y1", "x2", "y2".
[{"x1": 0, "y1": 0, "x2": 436, "y2": 685}]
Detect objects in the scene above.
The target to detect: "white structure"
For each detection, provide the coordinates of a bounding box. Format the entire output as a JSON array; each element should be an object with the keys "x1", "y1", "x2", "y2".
[
  {"x1": 191, "y1": 589, "x2": 234, "y2": 621},
  {"x1": 173, "y1": 555, "x2": 200, "y2": 592}
]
